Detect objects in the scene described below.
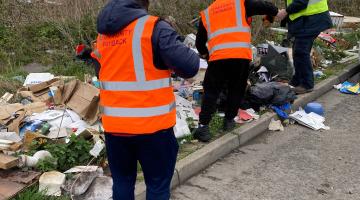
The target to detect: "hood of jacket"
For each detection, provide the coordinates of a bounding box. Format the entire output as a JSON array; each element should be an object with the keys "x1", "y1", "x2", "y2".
[{"x1": 97, "y1": 0, "x2": 148, "y2": 35}]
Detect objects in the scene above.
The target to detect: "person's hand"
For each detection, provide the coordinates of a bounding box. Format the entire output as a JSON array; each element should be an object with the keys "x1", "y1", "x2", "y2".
[{"x1": 276, "y1": 9, "x2": 288, "y2": 21}]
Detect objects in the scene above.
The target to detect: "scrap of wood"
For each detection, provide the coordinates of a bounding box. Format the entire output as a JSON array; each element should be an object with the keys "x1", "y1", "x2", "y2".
[
  {"x1": 7, "y1": 171, "x2": 41, "y2": 185},
  {"x1": 0, "y1": 92, "x2": 14, "y2": 105},
  {"x1": 0, "y1": 180, "x2": 25, "y2": 200},
  {"x1": 0, "y1": 154, "x2": 19, "y2": 170}
]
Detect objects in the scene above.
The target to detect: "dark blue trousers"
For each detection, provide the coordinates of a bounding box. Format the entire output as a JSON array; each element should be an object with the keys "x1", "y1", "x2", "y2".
[
  {"x1": 291, "y1": 35, "x2": 318, "y2": 90},
  {"x1": 105, "y1": 128, "x2": 179, "y2": 200}
]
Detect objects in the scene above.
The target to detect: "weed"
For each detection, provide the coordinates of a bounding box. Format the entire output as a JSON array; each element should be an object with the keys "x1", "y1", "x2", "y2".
[
  {"x1": 11, "y1": 184, "x2": 70, "y2": 200},
  {"x1": 209, "y1": 113, "x2": 224, "y2": 136},
  {"x1": 35, "y1": 156, "x2": 58, "y2": 172},
  {"x1": 29, "y1": 135, "x2": 93, "y2": 172},
  {"x1": 322, "y1": 48, "x2": 347, "y2": 63}
]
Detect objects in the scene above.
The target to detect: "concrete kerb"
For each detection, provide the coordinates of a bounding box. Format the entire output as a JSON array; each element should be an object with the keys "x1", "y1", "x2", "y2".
[
  {"x1": 233, "y1": 112, "x2": 276, "y2": 145},
  {"x1": 135, "y1": 62, "x2": 360, "y2": 200},
  {"x1": 175, "y1": 133, "x2": 239, "y2": 185}
]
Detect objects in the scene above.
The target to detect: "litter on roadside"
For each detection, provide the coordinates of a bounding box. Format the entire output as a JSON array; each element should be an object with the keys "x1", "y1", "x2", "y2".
[
  {"x1": 271, "y1": 103, "x2": 291, "y2": 120},
  {"x1": 23, "y1": 73, "x2": 55, "y2": 86},
  {"x1": 334, "y1": 81, "x2": 360, "y2": 94},
  {"x1": 0, "y1": 92, "x2": 14, "y2": 105},
  {"x1": 0, "y1": 154, "x2": 20, "y2": 170},
  {"x1": 234, "y1": 109, "x2": 259, "y2": 124},
  {"x1": 62, "y1": 167, "x2": 104, "y2": 197},
  {"x1": 304, "y1": 102, "x2": 325, "y2": 116},
  {"x1": 314, "y1": 70, "x2": 325, "y2": 78},
  {"x1": 268, "y1": 119, "x2": 284, "y2": 131},
  {"x1": 39, "y1": 171, "x2": 66, "y2": 196},
  {"x1": 289, "y1": 109, "x2": 330, "y2": 131}
]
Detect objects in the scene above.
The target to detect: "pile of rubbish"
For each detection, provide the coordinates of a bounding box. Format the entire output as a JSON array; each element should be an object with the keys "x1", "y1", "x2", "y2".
[
  {"x1": 0, "y1": 73, "x2": 111, "y2": 199},
  {"x1": 0, "y1": 69, "x2": 208, "y2": 198}
]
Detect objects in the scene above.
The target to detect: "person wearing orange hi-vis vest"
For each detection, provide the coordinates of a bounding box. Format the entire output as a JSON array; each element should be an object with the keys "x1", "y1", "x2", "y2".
[
  {"x1": 91, "y1": 0, "x2": 199, "y2": 199},
  {"x1": 194, "y1": 0, "x2": 280, "y2": 142}
]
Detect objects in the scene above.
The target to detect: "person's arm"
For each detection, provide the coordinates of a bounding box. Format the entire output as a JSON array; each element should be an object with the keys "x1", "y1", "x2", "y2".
[
  {"x1": 195, "y1": 19, "x2": 209, "y2": 58},
  {"x1": 245, "y1": 0, "x2": 279, "y2": 17},
  {"x1": 153, "y1": 20, "x2": 199, "y2": 79},
  {"x1": 286, "y1": 0, "x2": 309, "y2": 14}
]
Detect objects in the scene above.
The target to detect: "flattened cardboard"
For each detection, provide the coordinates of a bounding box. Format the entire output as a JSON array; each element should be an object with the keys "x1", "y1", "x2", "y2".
[
  {"x1": 6, "y1": 111, "x2": 26, "y2": 134},
  {"x1": 0, "y1": 104, "x2": 24, "y2": 121},
  {"x1": 18, "y1": 90, "x2": 51, "y2": 103},
  {"x1": 24, "y1": 102, "x2": 48, "y2": 115}
]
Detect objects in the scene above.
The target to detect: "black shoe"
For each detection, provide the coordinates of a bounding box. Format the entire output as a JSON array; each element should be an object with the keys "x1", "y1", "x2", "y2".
[
  {"x1": 223, "y1": 119, "x2": 235, "y2": 131},
  {"x1": 193, "y1": 125, "x2": 211, "y2": 142},
  {"x1": 292, "y1": 86, "x2": 313, "y2": 94}
]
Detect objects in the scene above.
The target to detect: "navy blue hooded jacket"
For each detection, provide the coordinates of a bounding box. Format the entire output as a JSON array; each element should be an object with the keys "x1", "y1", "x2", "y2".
[
  {"x1": 96, "y1": 0, "x2": 199, "y2": 79},
  {"x1": 286, "y1": 0, "x2": 332, "y2": 37}
]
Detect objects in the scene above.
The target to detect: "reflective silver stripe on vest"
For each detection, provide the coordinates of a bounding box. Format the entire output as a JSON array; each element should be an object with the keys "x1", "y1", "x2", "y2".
[
  {"x1": 309, "y1": 0, "x2": 322, "y2": 5},
  {"x1": 209, "y1": 42, "x2": 251, "y2": 54},
  {"x1": 205, "y1": 0, "x2": 250, "y2": 40},
  {"x1": 100, "y1": 78, "x2": 170, "y2": 91},
  {"x1": 204, "y1": 8, "x2": 211, "y2": 36},
  {"x1": 209, "y1": 26, "x2": 250, "y2": 40},
  {"x1": 235, "y1": 0, "x2": 242, "y2": 26},
  {"x1": 132, "y1": 15, "x2": 149, "y2": 82},
  {"x1": 102, "y1": 102, "x2": 176, "y2": 117}
]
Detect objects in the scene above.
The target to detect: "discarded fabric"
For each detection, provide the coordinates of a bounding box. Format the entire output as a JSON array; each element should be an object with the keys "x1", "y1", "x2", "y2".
[{"x1": 334, "y1": 81, "x2": 360, "y2": 94}]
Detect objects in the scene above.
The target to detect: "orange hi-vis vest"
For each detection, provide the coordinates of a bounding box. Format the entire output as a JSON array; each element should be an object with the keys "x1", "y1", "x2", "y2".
[
  {"x1": 200, "y1": 0, "x2": 252, "y2": 61},
  {"x1": 91, "y1": 15, "x2": 176, "y2": 134}
]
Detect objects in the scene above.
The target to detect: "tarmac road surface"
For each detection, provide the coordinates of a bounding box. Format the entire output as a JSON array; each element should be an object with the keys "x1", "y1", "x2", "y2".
[{"x1": 171, "y1": 74, "x2": 360, "y2": 200}]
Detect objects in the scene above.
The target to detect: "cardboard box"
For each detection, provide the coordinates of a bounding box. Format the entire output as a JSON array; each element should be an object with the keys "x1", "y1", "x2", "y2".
[
  {"x1": 28, "y1": 78, "x2": 60, "y2": 94},
  {"x1": 63, "y1": 80, "x2": 100, "y2": 124},
  {"x1": 18, "y1": 78, "x2": 64, "y2": 103}
]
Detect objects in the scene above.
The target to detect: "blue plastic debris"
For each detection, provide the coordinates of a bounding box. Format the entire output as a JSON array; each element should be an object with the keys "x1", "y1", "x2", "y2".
[
  {"x1": 304, "y1": 102, "x2": 324, "y2": 116},
  {"x1": 271, "y1": 103, "x2": 291, "y2": 120}
]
